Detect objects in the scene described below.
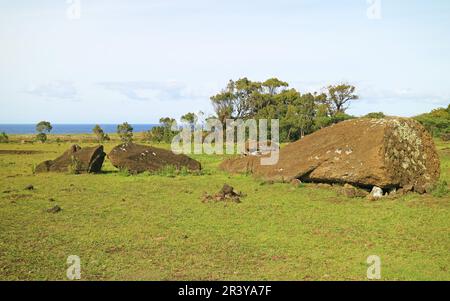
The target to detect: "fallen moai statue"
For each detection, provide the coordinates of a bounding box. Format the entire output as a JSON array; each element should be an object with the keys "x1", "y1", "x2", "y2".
[
  {"x1": 35, "y1": 145, "x2": 106, "y2": 173},
  {"x1": 108, "y1": 142, "x2": 201, "y2": 173},
  {"x1": 220, "y1": 118, "x2": 440, "y2": 194}
]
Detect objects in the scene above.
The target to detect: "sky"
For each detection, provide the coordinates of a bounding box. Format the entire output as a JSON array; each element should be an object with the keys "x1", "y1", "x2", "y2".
[{"x1": 0, "y1": 0, "x2": 449, "y2": 123}]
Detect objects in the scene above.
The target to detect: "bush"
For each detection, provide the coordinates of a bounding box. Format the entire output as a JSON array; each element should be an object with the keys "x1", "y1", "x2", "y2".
[
  {"x1": 0, "y1": 132, "x2": 8, "y2": 143},
  {"x1": 35, "y1": 133, "x2": 47, "y2": 143},
  {"x1": 145, "y1": 126, "x2": 178, "y2": 143},
  {"x1": 331, "y1": 112, "x2": 355, "y2": 124},
  {"x1": 364, "y1": 112, "x2": 386, "y2": 119},
  {"x1": 93, "y1": 125, "x2": 109, "y2": 143},
  {"x1": 432, "y1": 180, "x2": 449, "y2": 198}
]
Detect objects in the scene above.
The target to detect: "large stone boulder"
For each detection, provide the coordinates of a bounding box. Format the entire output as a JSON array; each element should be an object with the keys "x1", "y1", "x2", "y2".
[
  {"x1": 220, "y1": 118, "x2": 440, "y2": 192},
  {"x1": 35, "y1": 145, "x2": 106, "y2": 173},
  {"x1": 108, "y1": 143, "x2": 201, "y2": 173}
]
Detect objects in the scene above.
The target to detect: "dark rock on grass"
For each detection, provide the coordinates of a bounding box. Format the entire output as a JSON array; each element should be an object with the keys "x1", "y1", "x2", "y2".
[
  {"x1": 24, "y1": 184, "x2": 34, "y2": 190},
  {"x1": 36, "y1": 145, "x2": 106, "y2": 173},
  {"x1": 108, "y1": 142, "x2": 201, "y2": 174},
  {"x1": 202, "y1": 184, "x2": 244, "y2": 203},
  {"x1": 47, "y1": 205, "x2": 62, "y2": 213},
  {"x1": 48, "y1": 198, "x2": 56, "y2": 202}
]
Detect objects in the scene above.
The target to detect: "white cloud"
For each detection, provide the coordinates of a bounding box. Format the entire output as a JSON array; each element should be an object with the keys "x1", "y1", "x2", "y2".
[
  {"x1": 25, "y1": 81, "x2": 78, "y2": 100},
  {"x1": 97, "y1": 81, "x2": 211, "y2": 102}
]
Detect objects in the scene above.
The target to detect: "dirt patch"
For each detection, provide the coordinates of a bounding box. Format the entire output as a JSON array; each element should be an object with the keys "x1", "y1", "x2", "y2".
[{"x1": 0, "y1": 150, "x2": 46, "y2": 155}]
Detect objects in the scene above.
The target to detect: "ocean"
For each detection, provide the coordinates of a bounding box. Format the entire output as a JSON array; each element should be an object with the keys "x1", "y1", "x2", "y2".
[{"x1": 0, "y1": 124, "x2": 157, "y2": 135}]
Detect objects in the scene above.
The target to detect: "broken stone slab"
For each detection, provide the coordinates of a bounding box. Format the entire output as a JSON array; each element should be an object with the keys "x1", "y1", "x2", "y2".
[
  {"x1": 220, "y1": 118, "x2": 440, "y2": 192},
  {"x1": 35, "y1": 145, "x2": 106, "y2": 173},
  {"x1": 108, "y1": 142, "x2": 201, "y2": 174}
]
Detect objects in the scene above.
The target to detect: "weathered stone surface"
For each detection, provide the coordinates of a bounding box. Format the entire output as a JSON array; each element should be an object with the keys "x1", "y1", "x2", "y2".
[
  {"x1": 108, "y1": 143, "x2": 201, "y2": 173},
  {"x1": 35, "y1": 145, "x2": 105, "y2": 173},
  {"x1": 220, "y1": 118, "x2": 440, "y2": 191}
]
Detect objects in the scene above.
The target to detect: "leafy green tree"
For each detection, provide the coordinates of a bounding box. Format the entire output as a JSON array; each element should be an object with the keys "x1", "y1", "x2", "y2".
[
  {"x1": 35, "y1": 121, "x2": 52, "y2": 143},
  {"x1": 325, "y1": 83, "x2": 359, "y2": 115},
  {"x1": 210, "y1": 78, "x2": 262, "y2": 120},
  {"x1": 181, "y1": 112, "x2": 197, "y2": 128},
  {"x1": 117, "y1": 122, "x2": 133, "y2": 143},
  {"x1": 146, "y1": 117, "x2": 178, "y2": 143},
  {"x1": 0, "y1": 132, "x2": 8, "y2": 143},
  {"x1": 262, "y1": 78, "x2": 289, "y2": 95},
  {"x1": 210, "y1": 78, "x2": 360, "y2": 142},
  {"x1": 92, "y1": 124, "x2": 108, "y2": 143}
]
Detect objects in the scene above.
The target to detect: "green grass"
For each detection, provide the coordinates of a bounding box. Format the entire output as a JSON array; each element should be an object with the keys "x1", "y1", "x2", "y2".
[{"x1": 0, "y1": 138, "x2": 449, "y2": 280}]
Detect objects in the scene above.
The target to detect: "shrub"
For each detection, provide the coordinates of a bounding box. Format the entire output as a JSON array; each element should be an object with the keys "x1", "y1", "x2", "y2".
[
  {"x1": 93, "y1": 124, "x2": 109, "y2": 143},
  {"x1": 432, "y1": 180, "x2": 449, "y2": 198},
  {"x1": 144, "y1": 126, "x2": 178, "y2": 143},
  {"x1": 0, "y1": 132, "x2": 8, "y2": 143},
  {"x1": 35, "y1": 133, "x2": 48, "y2": 143},
  {"x1": 364, "y1": 112, "x2": 386, "y2": 119}
]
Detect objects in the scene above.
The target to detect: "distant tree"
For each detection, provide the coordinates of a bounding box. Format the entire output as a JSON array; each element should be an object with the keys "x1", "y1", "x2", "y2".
[
  {"x1": 262, "y1": 78, "x2": 289, "y2": 95},
  {"x1": 145, "y1": 117, "x2": 178, "y2": 143},
  {"x1": 117, "y1": 122, "x2": 133, "y2": 143},
  {"x1": 364, "y1": 112, "x2": 386, "y2": 119},
  {"x1": 325, "y1": 83, "x2": 359, "y2": 115},
  {"x1": 0, "y1": 132, "x2": 8, "y2": 143},
  {"x1": 35, "y1": 121, "x2": 52, "y2": 143},
  {"x1": 313, "y1": 104, "x2": 332, "y2": 130},
  {"x1": 210, "y1": 78, "x2": 262, "y2": 120},
  {"x1": 181, "y1": 112, "x2": 197, "y2": 128},
  {"x1": 92, "y1": 124, "x2": 108, "y2": 143}
]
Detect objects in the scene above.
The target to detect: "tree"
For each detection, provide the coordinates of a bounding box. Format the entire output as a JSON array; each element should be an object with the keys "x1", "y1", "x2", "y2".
[
  {"x1": 262, "y1": 78, "x2": 289, "y2": 95},
  {"x1": 210, "y1": 78, "x2": 262, "y2": 120},
  {"x1": 146, "y1": 117, "x2": 178, "y2": 143},
  {"x1": 92, "y1": 124, "x2": 108, "y2": 143},
  {"x1": 325, "y1": 83, "x2": 359, "y2": 115},
  {"x1": 117, "y1": 122, "x2": 133, "y2": 143},
  {"x1": 0, "y1": 132, "x2": 8, "y2": 143},
  {"x1": 181, "y1": 112, "x2": 197, "y2": 128},
  {"x1": 35, "y1": 121, "x2": 52, "y2": 143}
]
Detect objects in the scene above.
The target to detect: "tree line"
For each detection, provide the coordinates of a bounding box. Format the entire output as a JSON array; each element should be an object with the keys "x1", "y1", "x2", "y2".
[
  {"x1": 0, "y1": 79, "x2": 447, "y2": 144},
  {"x1": 146, "y1": 78, "x2": 360, "y2": 143}
]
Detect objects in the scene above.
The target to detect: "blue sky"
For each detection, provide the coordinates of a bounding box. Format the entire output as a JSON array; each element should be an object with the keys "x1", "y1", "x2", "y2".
[{"x1": 0, "y1": 0, "x2": 449, "y2": 123}]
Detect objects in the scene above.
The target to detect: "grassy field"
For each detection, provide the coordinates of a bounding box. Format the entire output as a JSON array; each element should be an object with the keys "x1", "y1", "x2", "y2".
[{"x1": 0, "y1": 135, "x2": 449, "y2": 280}]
